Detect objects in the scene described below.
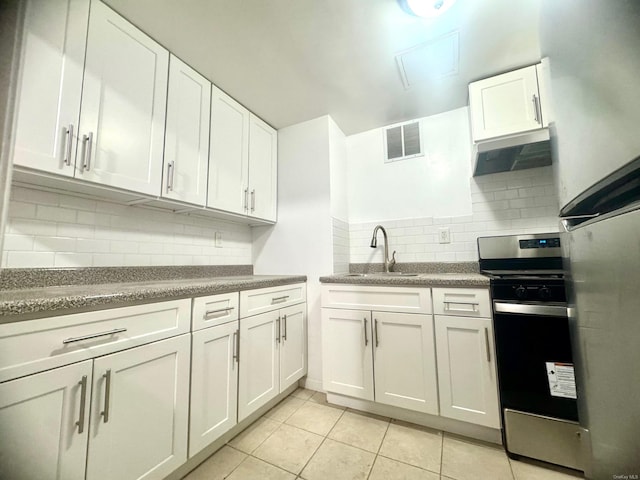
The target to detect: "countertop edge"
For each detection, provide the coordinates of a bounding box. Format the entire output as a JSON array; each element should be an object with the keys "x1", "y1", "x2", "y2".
[
  {"x1": 0, "y1": 275, "x2": 307, "y2": 322},
  {"x1": 319, "y1": 274, "x2": 489, "y2": 287}
]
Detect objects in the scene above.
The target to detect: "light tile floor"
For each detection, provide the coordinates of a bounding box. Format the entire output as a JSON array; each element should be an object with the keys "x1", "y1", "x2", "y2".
[{"x1": 183, "y1": 388, "x2": 584, "y2": 480}]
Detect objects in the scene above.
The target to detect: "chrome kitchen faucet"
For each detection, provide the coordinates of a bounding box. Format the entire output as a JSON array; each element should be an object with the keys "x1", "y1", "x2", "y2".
[{"x1": 370, "y1": 225, "x2": 396, "y2": 273}]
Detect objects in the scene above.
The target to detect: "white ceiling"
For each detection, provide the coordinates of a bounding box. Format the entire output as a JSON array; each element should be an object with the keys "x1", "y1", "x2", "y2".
[{"x1": 103, "y1": 0, "x2": 542, "y2": 135}]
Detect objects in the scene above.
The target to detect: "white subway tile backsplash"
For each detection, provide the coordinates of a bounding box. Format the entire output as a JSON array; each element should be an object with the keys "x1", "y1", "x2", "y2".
[{"x1": 2, "y1": 186, "x2": 253, "y2": 268}]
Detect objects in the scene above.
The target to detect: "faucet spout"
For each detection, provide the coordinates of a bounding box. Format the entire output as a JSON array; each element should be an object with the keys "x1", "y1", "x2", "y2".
[{"x1": 370, "y1": 225, "x2": 396, "y2": 273}]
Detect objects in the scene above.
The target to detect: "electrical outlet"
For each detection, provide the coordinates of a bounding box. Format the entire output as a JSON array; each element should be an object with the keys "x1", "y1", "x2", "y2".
[
  {"x1": 215, "y1": 232, "x2": 223, "y2": 248},
  {"x1": 438, "y1": 227, "x2": 451, "y2": 244}
]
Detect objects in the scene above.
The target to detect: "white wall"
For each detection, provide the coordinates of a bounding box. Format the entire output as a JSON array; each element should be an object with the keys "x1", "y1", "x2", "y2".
[
  {"x1": 328, "y1": 116, "x2": 348, "y2": 222},
  {"x1": 347, "y1": 107, "x2": 473, "y2": 224},
  {"x1": 253, "y1": 115, "x2": 338, "y2": 391},
  {"x1": 2, "y1": 186, "x2": 252, "y2": 267},
  {"x1": 350, "y1": 166, "x2": 560, "y2": 264}
]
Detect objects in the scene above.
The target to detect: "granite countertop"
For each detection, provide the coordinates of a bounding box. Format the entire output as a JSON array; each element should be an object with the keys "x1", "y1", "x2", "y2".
[
  {"x1": 0, "y1": 274, "x2": 307, "y2": 322},
  {"x1": 320, "y1": 261, "x2": 488, "y2": 288},
  {"x1": 319, "y1": 272, "x2": 489, "y2": 287}
]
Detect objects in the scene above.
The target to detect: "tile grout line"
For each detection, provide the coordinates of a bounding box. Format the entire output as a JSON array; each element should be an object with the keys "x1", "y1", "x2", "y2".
[{"x1": 293, "y1": 391, "x2": 347, "y2": 479}]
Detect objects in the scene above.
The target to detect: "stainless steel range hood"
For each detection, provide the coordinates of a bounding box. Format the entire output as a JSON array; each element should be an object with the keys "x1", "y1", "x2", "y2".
[{"x1": 472, "y1": 129, "x2": 552, "y2": 176}]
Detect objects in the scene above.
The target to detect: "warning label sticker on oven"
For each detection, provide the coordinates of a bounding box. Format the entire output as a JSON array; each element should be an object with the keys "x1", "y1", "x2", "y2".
[{"x1": 546, "y1": 362, "x2": 577, "y2": 399}]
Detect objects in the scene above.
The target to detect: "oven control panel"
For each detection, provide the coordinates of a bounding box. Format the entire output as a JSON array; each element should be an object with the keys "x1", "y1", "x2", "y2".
[{"x1": 519, "y1": 237, "x2": 561, "y2": 249}]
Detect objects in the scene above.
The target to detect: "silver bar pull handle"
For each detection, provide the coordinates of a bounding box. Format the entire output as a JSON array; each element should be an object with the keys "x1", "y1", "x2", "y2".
[
  {"x1": 271, "y1": 295, "x2": 289, "y2": 304},
  {"x1": 282, "y1": 314, "x2": 287, "y2": 341},
  {"x1": 444, "y1": 301, "x2": 479, "y2": 313},
  {"x1": 532, "y1": 95, "x2": 540, "y2": 124},
  {"x1": 82, "y1": 132, "x2": 93, "y2": 171},
  {"x1": 64, "y1": 124, "x2": 74, "y2": 166},
  {"x1": 374, "y1": 319, "x2": 379, "y2": 347},
  {"x1": 204, "y1": 306, "x2": 235, "y2": 318},
  {"x1": 494, "y1": 301, "x2": 568, "y2": 317},
  {"x1": 250, "y1": 189, "x2": 256, "y2": 212},
  {"x1": 484, "y1": 328, "x2": 491, "y2": 362},
  {"x1": 363, "y1": 318, "x2": 369, "y2": 346},
  {"x1": 236, "y1": 328, "x2": 240, "y2": 363},
  {"x1": 63, "y1": 327, "x2": 127, "y2": 344},
  {"x1": 276, "y1": 317, "x2": 281, "y2": 343},
  {"x1": 101, "y1": 369, "x2": 112, "y2": 423},
  {"x1": 232, "y1": 330, "x2": 238, "y2": 363},
  {"x1": 243, "y1": 188, "x2": 249, "y2": 212},
  {"x1": 76, "y1": 375, "x2": 88, "y2": 434},
  {"x1": 166, "y1": 161, "x2": 174, "y2": 192}
]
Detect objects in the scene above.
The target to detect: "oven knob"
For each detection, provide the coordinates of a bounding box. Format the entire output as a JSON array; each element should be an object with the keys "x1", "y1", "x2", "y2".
[
  {"x1": 539, "y1": 286, "x2": 551, "y2": 300},
  {"x1": 515, "y1": 286, "x2": 527, "y2": 299}
]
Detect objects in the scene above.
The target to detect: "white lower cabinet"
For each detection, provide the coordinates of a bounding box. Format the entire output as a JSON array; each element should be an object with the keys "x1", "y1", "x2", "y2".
[
  {"x1": 373, "y1": 311, "x2": 438, "y2": 414},
  {"x1": 86, "y1": 334, "x2": 190, "y2": 480},
  {"x1": 0, "y1": 360, "x2": 93, "y2": 480},
  {"x1": 238, "y1": 302, "x2": 307, "y2": 421},
  {"x1": 321, "y1": 308, "x2": 437, "y2": 414},
  {"x1": 434, "y1": 315, "x2": 500, "y2": 428},
  {"x1": 189, "y1": 321, "x2": 238, "y2": 458},
  {"x1": 321, "y1": 308, "x2": 373, "y2": 401}
]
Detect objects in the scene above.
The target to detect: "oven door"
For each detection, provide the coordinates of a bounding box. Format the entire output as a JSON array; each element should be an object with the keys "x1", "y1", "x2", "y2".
[{"x1": 493, "y1": 301, "x2": 578, "y2": 421}]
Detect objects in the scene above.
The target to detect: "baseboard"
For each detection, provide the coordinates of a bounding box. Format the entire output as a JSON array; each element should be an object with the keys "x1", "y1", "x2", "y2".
[
  {"x1": 299, "y1": 377, "x2": 322, "y2": 392},
  {"x1": 326, "y1": 393, "x2": 502, "y2": 445}
]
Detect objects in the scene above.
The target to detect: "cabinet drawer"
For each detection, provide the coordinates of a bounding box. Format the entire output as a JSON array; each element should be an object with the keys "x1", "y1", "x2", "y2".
[
  {"x1": 432, "y1": 288, "x2": 491, "y2": 318},
  {"x1": 240, "y1": 283, "x2": 306, "y2": 318},
  {"x1": 322, "y1": 285, "x2": 431, "y2": 314},
  {"x1": 192, "y1": 292, "x2": 239, "y2": 331},
  {"x1": 0, "y1": 299, "x2": 191, "y2": 383}
]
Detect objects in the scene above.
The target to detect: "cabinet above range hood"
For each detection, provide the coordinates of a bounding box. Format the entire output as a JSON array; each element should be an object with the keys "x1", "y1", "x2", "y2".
[
  {"x1": 468, "y1": 62, "x2": 553, "y2": 177},
  {"x1": 472, "y1": 129, "x2": 552, "y2": 176}
]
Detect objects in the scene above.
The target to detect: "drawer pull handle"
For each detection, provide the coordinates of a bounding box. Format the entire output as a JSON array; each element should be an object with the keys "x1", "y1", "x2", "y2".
[
  {"x1": 102, "y1": 369, "x2": 112, "y2": 423},
  {"x1": 484, "y1": 328, "x2": 491, "y2": 363},
  {"x1": 204, "y1": 306, "x2": 235, "y2": 318},
  {"x1": 363, "y1": 318, "x2": 369, "y2": 346},
  {"x1": 444, "y1": 301, "x2": 479, "y2": 312},
  {"x1": 76, "y1": 375, "x2": 88, "y2": 434},
  {"x1": 62, "y1": 327, "x2": 127, "y2": 344},
  {"x1": 272, "y1": 295, "x2": 289, "y2": 304}
]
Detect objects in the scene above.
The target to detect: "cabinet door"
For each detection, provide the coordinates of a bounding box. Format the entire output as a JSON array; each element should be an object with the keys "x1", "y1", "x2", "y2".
[
  {"x1": 321, "y1": 308, "x2": 374, "y2": 401},
  {"x1": 238, "y1": 311, "x2": 279, "y2": 421},
  {"x1": 77, "y1": 0, "x2": 168, "y2": 195},
  {"x1": 248, "y1": 113, "x2": 277, "y2": 221},
  {"x1": 12, "y1": 0, "x2": 89, "y2": 175},
  {"x1": 434, "y1": 315, "x2": 500, "y2": 428},
  {"x1": 86, "y1": 334, "x2": 190, "y2": 480},
  {"x1": 469, "y1": 65, "x2": 543, "y2": 142},
  {"x1": 279, "y1": 303, "x2": 307, "y2": 391},
  {"x1": 162, "y1": 55, "x2": 210, "y2": 206},
  {"x1": 0, "y1": 360, "x2": 92, "y2": 480},
  {"x1": 208, "y1": 86, "x2": 250, "y2": 215},
  {"x1": 189, "y1": 322, "x2": 238, "y2": 458},
  {"x1": 373, "y1": 312, "x2": 438, "y2": 415}
]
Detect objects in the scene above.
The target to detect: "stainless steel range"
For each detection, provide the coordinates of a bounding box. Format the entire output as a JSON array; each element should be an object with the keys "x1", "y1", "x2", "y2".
[{"x1": 478, "y1": 233, "x2": 583, "y2": 471}]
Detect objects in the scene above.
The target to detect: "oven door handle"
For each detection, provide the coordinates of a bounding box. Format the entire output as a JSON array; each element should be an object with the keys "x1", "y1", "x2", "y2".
[{"x1": 493, "y1": 302, "x2": 567, "y2": 318}]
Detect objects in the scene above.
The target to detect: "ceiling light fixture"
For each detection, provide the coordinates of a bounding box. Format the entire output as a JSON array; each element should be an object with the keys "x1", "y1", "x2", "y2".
[{"x1": 399, "y1": 0, "x2": 457, "y2": 18}]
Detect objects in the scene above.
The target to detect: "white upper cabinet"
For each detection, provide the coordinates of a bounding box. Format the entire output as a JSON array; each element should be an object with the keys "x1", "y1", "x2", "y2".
[
  {"x1": 162, "y1": 55, "x2": 210, "y2": 206},
  {"x1": 208, "y1": 86, "x2": 250, "y2": 215},
  {"x1": 469, "y1": 64, "x2": 547, "y2": 142},
  {"x1": 248, "y1": 114, "x2": 277, "y2": 222},
  {"x1": 76, "y1": 0, "x2": 168, "y2": 195},
  {"x1": 12, "y1": 0, "x2": 89, "y2": 176}
]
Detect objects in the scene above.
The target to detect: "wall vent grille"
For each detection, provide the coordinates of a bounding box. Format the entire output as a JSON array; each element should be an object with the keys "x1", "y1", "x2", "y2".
[{"x1": 384, "y1": 121, "x2": 423, "y2": 162}]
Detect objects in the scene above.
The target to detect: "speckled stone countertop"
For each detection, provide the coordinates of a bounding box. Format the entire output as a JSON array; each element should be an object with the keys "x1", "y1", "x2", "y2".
[
  {"x1": 0, "y1": 270, "x2": 306, "y2": 323},
  {"x1": 320, "y1": 262, "x2": 488, "y2": 287}
]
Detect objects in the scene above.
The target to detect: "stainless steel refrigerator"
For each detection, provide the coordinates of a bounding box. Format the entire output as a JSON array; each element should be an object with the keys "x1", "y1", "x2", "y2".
[{"x1": 541, "y1": 0, "x2": 640, "y2": 477}]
